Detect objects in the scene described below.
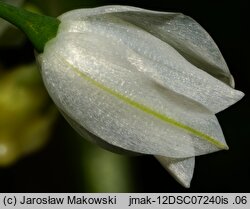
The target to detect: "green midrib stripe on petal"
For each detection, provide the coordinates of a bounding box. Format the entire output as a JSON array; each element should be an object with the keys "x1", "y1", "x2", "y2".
[{"x1": 60, "y1": 56, "x2": 228, "y2": 150}]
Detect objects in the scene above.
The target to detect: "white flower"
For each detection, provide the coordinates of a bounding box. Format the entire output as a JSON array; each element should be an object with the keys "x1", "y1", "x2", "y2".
[{"x1": 37, "y1": 5, "x2": 244, "y2": 188}]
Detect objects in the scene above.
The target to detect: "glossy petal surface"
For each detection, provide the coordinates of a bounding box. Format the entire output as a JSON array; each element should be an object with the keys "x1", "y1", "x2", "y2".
[
  {"x1": 37, "y1": 5, "x2": 244, "y2": 187},
  {"x1": 155, "y1": 156, "x2": 195, "y2": 188}
]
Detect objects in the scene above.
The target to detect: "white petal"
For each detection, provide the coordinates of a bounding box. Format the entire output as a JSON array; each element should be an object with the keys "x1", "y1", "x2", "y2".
[
  {"x1": 58, "y1": 7, "x2": 244, "y2": 113},
  {"x1": 38, "y1": 31, "x2": 229, "y2": 158},
  {"x1": 59, "y1": 5, "x2": 167, "y2": 21},
  {"x1": 59, "y1": 5, "x2": 233, "y2": 87},
  {"x1": 155, "y1": 156, "x2": 195, "y2": 188},
  {"x1": 60, "y1": 108, "x2": 139, "y2": 155}
]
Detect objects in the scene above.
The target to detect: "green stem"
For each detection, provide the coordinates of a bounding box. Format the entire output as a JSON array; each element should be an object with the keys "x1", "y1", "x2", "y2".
[{"x1": 0, "y1": 1, "x2": 60, "y2": 52}]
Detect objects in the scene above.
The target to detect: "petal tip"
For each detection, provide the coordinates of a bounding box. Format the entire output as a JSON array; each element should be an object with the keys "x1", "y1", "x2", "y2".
[
  {"x1": 179, "y1": 180, "x2": 191, "y2": 189},
  {"x1": 171, "y1": 172, "x2": 192, "y2": 189},
  {"x1": 155, "y1": 156, "x2": 194, "y2": 188}
]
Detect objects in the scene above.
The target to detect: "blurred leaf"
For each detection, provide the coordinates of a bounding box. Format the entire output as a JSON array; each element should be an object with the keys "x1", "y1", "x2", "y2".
[
  {"x1": 81, "y1": 139, "x2": 134, "y2": 192},
  {"x1": 0, "y1": 64, "x2": 58, "y2": 166}
]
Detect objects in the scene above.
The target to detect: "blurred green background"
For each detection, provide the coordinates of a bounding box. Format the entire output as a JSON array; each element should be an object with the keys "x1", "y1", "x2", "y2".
[{"x1": 0, "y1": 0, "x2": 249, "y2": 192}]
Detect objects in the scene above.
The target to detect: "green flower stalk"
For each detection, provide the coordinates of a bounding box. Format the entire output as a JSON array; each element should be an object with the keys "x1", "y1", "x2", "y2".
[
  {"x1": 0, "y1": 2, "x2": 245, "y2": 187},
  {"x1": 0, "y1": 1, "x2": 59, "y2": 52},
  {"x1": 0, "y1": 0, "x2": 23, "y2": 37}
]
